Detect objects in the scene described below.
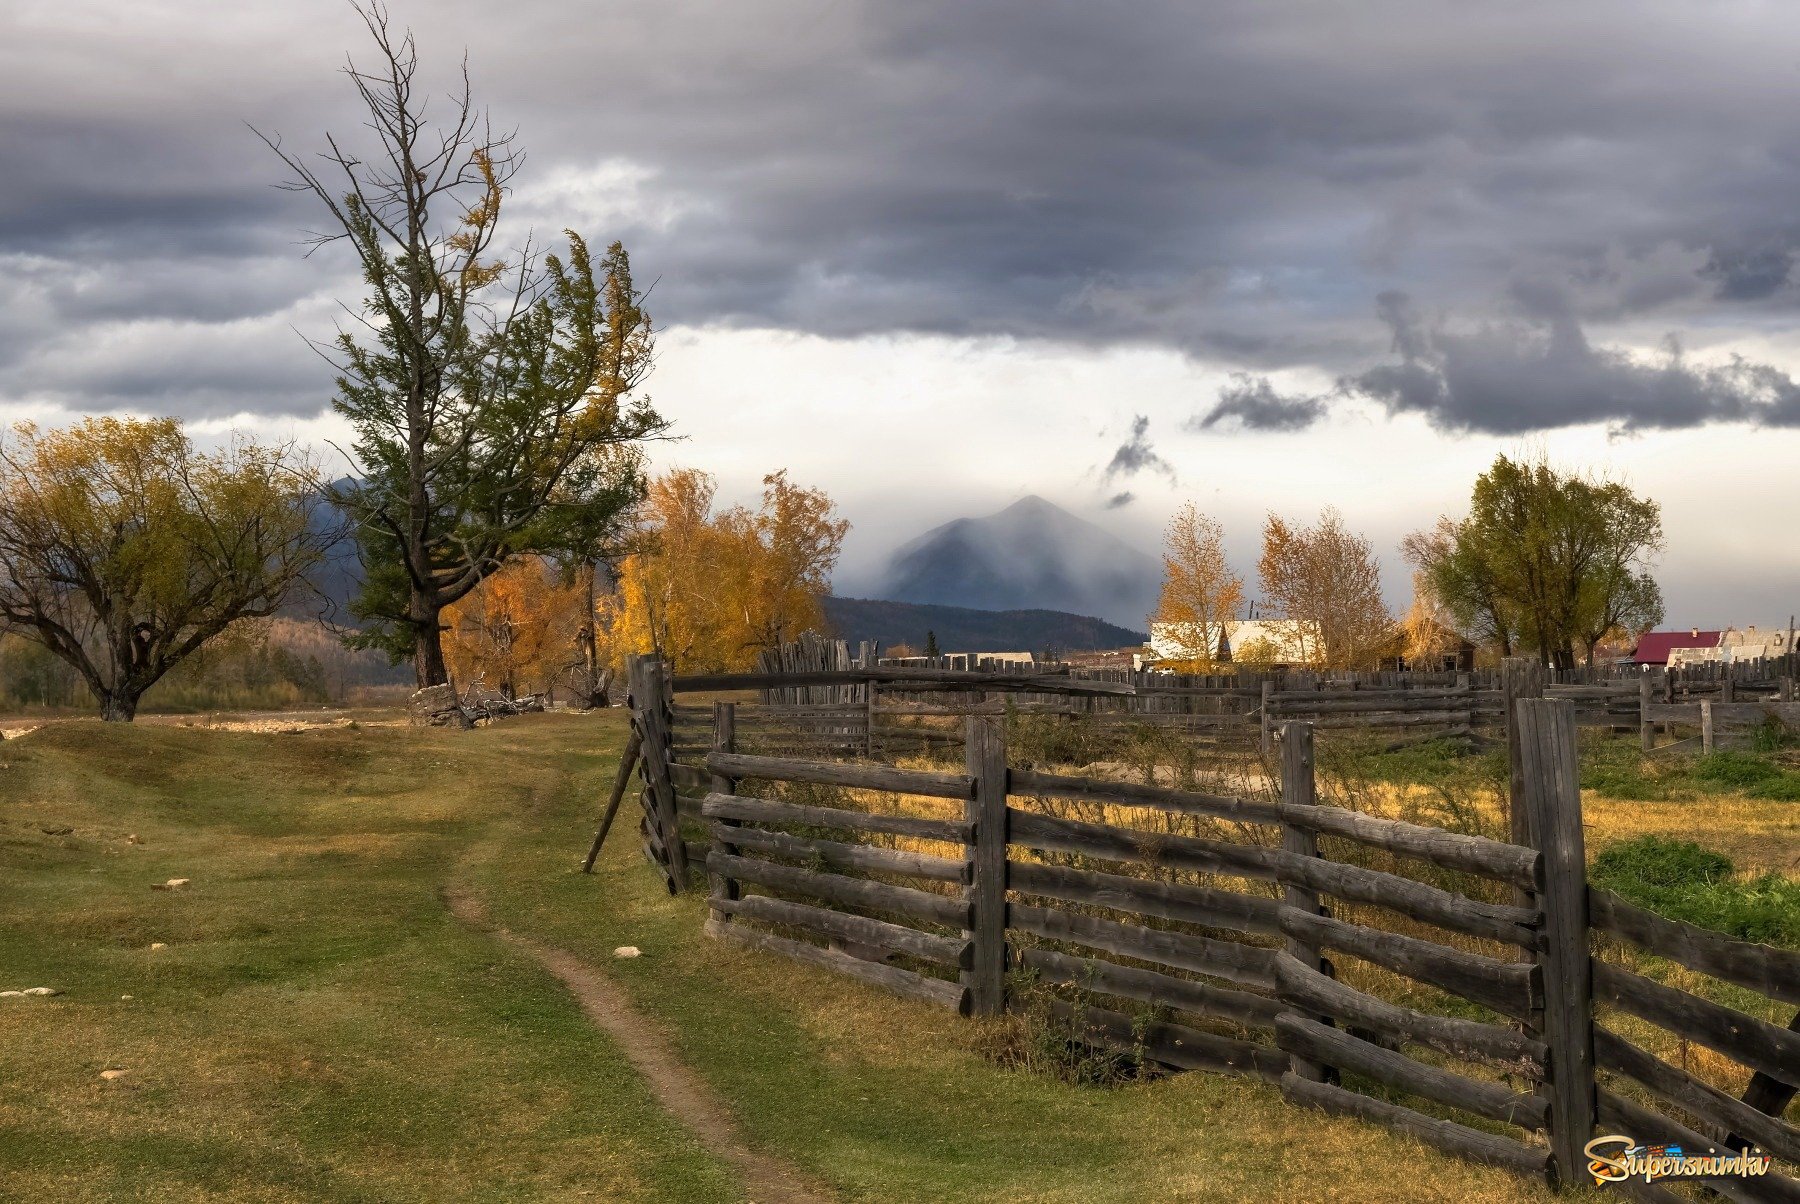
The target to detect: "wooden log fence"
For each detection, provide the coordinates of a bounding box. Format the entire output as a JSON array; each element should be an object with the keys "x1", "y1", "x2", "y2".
[{"x1": 610, "y1": 656, "x2": 1798, "y2": 1195}]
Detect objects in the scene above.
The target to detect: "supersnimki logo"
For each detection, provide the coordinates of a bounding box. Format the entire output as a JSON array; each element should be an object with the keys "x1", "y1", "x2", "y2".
[{"x1": 1585, "y1": 1135, "x2": 1774, "y2": 1186}]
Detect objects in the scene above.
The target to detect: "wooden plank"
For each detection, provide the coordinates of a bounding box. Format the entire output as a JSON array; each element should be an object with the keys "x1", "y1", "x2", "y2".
[
  {"x1": 1738, "y1": 1010, "x2": 1800, "y2": 1157},
  {"x1": 1009, "y1": 900, "x2": 1277, "y2": 989},
  {"x1": 1594, "y1": 962, "x2": 1800, "y2": 1089},
  {"x1": 1596, "y1": 1088, "x2": 1796, "y2": 1204},
  {"x1": 714, "y1": 893, "x2": 970, "y2": 968},
  {"x1": 1035, "y1": 997, "x2": 1287, "y2": 1080},
  {"x1": 1278, "y1": 803, "x2": 1540, "y2": 890},
  {"x1": 1009, "y1": 767, "x2": 1282, "y2": 826},
  {"x1": 1275, "y1": 953, "x2": 1546, "y2": 1073},
  {"x1": 707, "y1": 851, "x2": 970, "y2": 929},
  {"x1": 1272, "y1": 849, "x2": 1538, "y2": 948},
  {"x1": 1019, "y1": 946, "x2": 1283, "y2": 1028},
  {"x1": 1006, "y1": 859, "x2": 1282, "y2": 935},
  {"x1": 702, "y1": 792, "x2": 970, "y2": 843},
  {"x1": 1280, "y1": 1073, "x2": 1552, "y2": 1179},
  {"x1": 1590, "y1": 888, "x2": 1800, "y2": 1006},
  {"x1": 712, "y1": 823, "x2": 966, "y2": 883},
  {"x1": 964, "y1": 717, "x2": 1008, "y2": 1017},
  {"x1": 706, "y1": 917, "x2": 969, "y2": 1012},
  {"x1": 705, "y1": 751, "x2": 974, "y2": 799},
  {"x1": 1280, "y1": 908, "x2": 1540, "y2": 1022},
  {"x1": 633, "y1": 659, "x2": 687, "y2": 892},
  {"x1": 1007, "y1": 808, "x2": 1281, "y2": 883},
  {"x1": 1280, "y1": 722, "x2": 1331, "y2": 1084},
  {"x1": 1593, "y1": 1026, "x2": 1800, "y2": 1164},
  {"x1": 1275, "y1": 1014, "x2": 1548, "y2": 1131},
  {"x1": 673, "y1": 667, "x2": 1137, "y2": 696}
]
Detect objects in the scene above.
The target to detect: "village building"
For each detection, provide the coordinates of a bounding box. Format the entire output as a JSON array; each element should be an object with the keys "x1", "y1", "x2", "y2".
[{"x1": 1149, "y1": 619, "x2": 1322, "y2": 668}]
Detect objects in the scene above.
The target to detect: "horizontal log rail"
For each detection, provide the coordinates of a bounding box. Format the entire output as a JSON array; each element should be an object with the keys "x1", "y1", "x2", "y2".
[
  {"x1": 1006, "y1": 858, "x2": 1283, "y2": 934},
  {"x1": 1592, "y1": 1026, "x2": 1800, "y2": 1165},
  {"x1": 706, "y1": 917, "x2": 969, "y2": 1013},
  {"x1": 712, "y1": 893, "x2": 971, "y2": 968},
  {"x1": 1018, "y1": 946, "x2": 1283, "y2": 1029},
  {"x1": 1037, "y1": 997, "x2": 1288, "y2": 1081},
  {"x1": 671, "y1": 667, "x2": 1138, "y2": 696},
  {"x1": 1281, "y1": 908, "x2": 1541, "y2": 1022},
  {"x1": 1590, "y1": 888, "x2": 1800, "y2": 1006},
  {"x1": 1007, "y1": 808, "x2": 1282, "y2": 883},
  {"x1": 1270, "y1": 852, "x2": 1539, "y2": 948},
  {"x1": 1009, "y1": 900, "x2": 1278, "y2": 990},
  {"x1": 705, "y1": 751, "x2": 975, "y2": 799},
  {"x1": 1274, "y1": 954, "x2": 1546, "y2": 1072},
  {"x1": 1280, "y1": 1074, "x2": 1552, "y2": 1179},
  {"x1": 1275, "y1": 1013, "x2": 1548, "y2": 1131},
  {"x1": 702, "y1": 792, "x2": 971, "y2": 843},
  {"x1": 1279, "y1": 802, "x2": 1541, "y2": 890},
  {"x1": 712, "y1": 822, "x2": 967, "y2": 884},
  {"x1": 1009, "y1": 767, "x2": 1281, "y2": 826},
  {"x1": 707, "y1": 851, "x2": 971, "y2": 929},
  {"x1": 1595, "y1": 1088, "x2": 1789, "y2": 1204},
  {"x1": 1594, "y1": 962, "x2": 1800, "y2": 1088}
]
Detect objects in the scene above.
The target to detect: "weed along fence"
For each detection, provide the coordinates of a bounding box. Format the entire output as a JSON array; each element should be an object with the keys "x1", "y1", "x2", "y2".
[{"x1": 601, "y1": 656, "x2": 1799, "y2": 1196}]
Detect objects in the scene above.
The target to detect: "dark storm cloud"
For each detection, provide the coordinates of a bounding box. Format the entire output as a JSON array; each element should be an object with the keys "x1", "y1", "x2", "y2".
[
  {"x1": 10, "y1": 1, "x2": 1800, "y2": 425},
  {"x1": 1105, "y1": 491, "x2": 1136, "y2": 510},
  {"x1": 1103, "y1": 416, "x2": 1174, "y2": 486},
  {"x1": 1194, "y1": 374, "x2": 1329, "y2": 433}
]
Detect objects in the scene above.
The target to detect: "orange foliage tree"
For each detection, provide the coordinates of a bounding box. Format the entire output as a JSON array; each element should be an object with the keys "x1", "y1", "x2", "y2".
[
  {"x1": 1257, "y1": 507, "x2": 1392, "y2": 670},
  {"x1": 442, "y1": 557, "x2": 587, "y2": 697},
  {"x1": 611, "y1": 469, "x2": 848, "y2": 672},
  {"x1": 1148, "y1": 503, "x2": 1243, "y2": 669}
]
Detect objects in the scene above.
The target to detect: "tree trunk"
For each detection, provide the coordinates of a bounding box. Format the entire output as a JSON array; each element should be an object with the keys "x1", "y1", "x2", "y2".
[
  {"x1": 99, "y1": 691, "x2": 139, "y2": 722},
  {"x1": 414, "y1": 614, "x2": 449, "y2": 688}
]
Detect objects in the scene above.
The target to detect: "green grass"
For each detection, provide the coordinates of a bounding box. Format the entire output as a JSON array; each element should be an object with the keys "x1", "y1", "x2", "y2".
[
  {"x1": 2, "y1": 714, "x2": 1572, "y2": 1203},
  {"x1": 1591, "y1": 835, "x2": 1800, "y2": 946}
]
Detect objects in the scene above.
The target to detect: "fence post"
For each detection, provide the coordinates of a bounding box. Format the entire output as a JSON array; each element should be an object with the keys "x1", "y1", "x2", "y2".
[
  {"x1": 633, "y1": 657, "x2": 688, "y2": 893},
  {"x1": 706, "y1": 702, "x2": 739, "y2": 921},
  {"x1": 1260, "y1": 679, "x2": 1274, "y2": 756},
  {"x1": 964, "y1": 715, "x2": 1008, "y2": 1017},
  {"x1": 1279, "y1": 721, "x2": 1333, "y2": 1083},
  {"x1": 1516, "y1": 698, "x2": 1596, "y2": 1190},
  {"x1": 1502, "y1": 657, "x2": 1546, "y2": 926},
  {"x1": 1701, "y1": 699, "x2": 1715, "y2": 754},
  {"x1": 1639, "y1": 673, "x2": 1653, "y2": 753}
]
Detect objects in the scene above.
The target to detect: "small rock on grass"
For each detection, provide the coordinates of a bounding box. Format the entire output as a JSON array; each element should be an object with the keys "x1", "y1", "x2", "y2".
[
  {"x1": 20, "y1": 987, "x2": 59, "y2": 997},
  {"x1": 0, "y1": 991, "x2": 21, "y2": 999},
  {"x1": 150, "y1": 878, "x2": 190, "y2": 891},
  {"x1": 99, "y1": 1069, "x2": 128, "y2": 1082},
  {"x1": 612, "y1": 946, "x2": 643, "y2": 959},
  {"x1": 149, "y1": 943, "x2": 167, "y2": 951}
]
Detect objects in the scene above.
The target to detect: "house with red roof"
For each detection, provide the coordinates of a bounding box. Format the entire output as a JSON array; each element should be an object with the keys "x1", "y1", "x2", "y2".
[{"x1": 1630, "y1": 629, "x2": 1720, "y2": 666}]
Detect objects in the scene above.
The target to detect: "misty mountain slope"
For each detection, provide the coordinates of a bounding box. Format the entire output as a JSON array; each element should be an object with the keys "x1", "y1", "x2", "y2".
[
  {"x1": 878, "y1": 496, "x2": 1160, "y2": 630},
  {"x1": 822, "y1": 597, "x2": 1145, "y2": 654}
]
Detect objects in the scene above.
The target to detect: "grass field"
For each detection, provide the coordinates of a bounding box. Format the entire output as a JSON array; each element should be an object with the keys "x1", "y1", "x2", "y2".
[{"x1": 6, "y1": 711, "x2": 1784, "y2": 1201}]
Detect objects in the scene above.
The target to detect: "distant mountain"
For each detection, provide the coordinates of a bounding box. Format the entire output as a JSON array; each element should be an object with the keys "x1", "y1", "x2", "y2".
[
  {"x1": 822, "y1": 596, "x2": 1146, "y2": 655},
  {"x1": 878, "y1": 496, "x2": 1160, "y2": 629}
]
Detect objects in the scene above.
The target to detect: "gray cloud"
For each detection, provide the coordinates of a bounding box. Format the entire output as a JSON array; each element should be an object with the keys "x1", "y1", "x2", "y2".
[
  {"x1": 1194, "y1": 374, "x2": 1329, "y2": 433},
  {"x1": 7, "y1": 2, "x2": 1800, "y2": 426},
  {"x1": 1105, "y1": 490, "x2": 1136, "y2": 510},
  {"x1": 1103, "y1": 416, "x2": 1174, "y2": 486}
]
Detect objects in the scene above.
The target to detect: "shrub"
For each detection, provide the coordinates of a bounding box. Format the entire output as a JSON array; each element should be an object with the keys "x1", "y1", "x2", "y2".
[
  {"x1": 1591, "y1": 836, "x2": 1800, "y2": 946},
  {"x1": 1692, "y1": 751, "x2": 1800, "y2": 801}
]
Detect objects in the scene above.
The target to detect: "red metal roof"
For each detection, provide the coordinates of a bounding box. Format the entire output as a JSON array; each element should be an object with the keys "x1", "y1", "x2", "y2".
[{"x1": 1631, "y1": 630, "x2": 1720, "y2": 665}]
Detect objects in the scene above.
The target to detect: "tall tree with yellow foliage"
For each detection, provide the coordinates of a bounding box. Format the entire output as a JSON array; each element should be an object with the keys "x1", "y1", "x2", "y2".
[
  {"x1": 442, "y1": 556, "x2": 587, "y2": 697},
  {"x1": 612, "y1": 469, "x2": 848, "y2": 672},
  {"x1": 1258, "y1": 507, "x2": 1391, "y2": 670},
  {"x1": 1148, "y1": 504, "x2": 1243, "y2": 667}
]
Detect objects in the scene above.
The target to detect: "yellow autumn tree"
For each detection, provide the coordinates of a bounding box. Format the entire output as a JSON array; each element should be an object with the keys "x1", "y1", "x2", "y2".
[
  {"x1": 442, "y1": 556, "x2": 587, "y2": 697},
  {"x1": 611, "y1": 469, "x2": 848, "y2": 672},
  {"x1": 1149, "y1": 503, "x2": 1243, "y2": 669},
  {"x1": 1258, "y1": 507, "x2": 1392, "y2": 670}
]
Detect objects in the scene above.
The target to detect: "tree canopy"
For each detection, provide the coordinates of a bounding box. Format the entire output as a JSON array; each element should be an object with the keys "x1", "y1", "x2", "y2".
[
  {"x1": 1257, "y1": 507, "x2": 1391, "y2": 669},
  {"x1": 0, "y1": 418, "x2": 334, "y2": 720},
  {"x1": 1149, "y1": 503, "x2": 1243, "y2": 667}
]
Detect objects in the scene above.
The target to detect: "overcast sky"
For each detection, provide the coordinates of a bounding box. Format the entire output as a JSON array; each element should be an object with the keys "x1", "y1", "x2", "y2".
[{"x1": 6, "y1": 0, "x2": 1800, "y2": 626}]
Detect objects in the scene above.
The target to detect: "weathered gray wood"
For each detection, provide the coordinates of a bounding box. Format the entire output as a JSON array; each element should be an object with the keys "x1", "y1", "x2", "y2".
[
  {"x1": 1593, "y1": 1026, "x2": 1800, "y2": 1164},
  {"x1": 1038, "y1": 997, "x2": 1287, "y2": 1080},
  {"x1": 714, "y1": 893, "x2": 970, "y2": 968},
  {"x1": 582, "y1": 727, "x2": 642, "y2": 873},
  {"x1": 964, "y1": 716, "x2": 1009, "y2": 1017},
  {"x1": 1009, "y1": 767, "x2": 1282, "y2": 826},
  {"x1": 1502, "y1": 656, "x2": 1547, "y2": 915},
  {"x1": 1277, "y1": 802, "x2": 1541, "y2": 889},
  {"x1": 1280, "y1": 908, "x2": 1540, "y2": 1021},
  {"x1": 1738, "y1": 1009, "x2": 1800, "y2": 1156},
  {"x1": 1594, "y1": 962, "x2": 1800, "y2": 1088},
  {"x1": 1280, "y1": 723, "x2": 1331, "y2": 1084},
  {"x1": 1704, "y1": 698, "x2": 1716, "y2": 753},
  {"x1": 1590, "y1": 888, "x2": 1800, "y2": 1006},
  {"x1": 1641, "y1": 674, "x2": 1654, "y2": 752},
  {"x1": 713, "y1": 823, "x2": 966, "y2": 884},
  {"x1": 673, "y1": 667, "x2": 1137, "y2": 696},
  {"x1": 705, "y1": 751, "x2": 974, "y2": 799},
  {"x1": 705, "y1": 702, "x2": 741, "y2": 920},
  {"x1": 1280, "y1": 1073, "x2": 1552, "y2": 1179},
  {"x1": 1515, "y1": 696, "x2": 1596, "y2": 1187},
  {"x1": 1275, "y1": 953, "x2": 1546, "y2": 1072},
  {"x1": 1275, "y1": 1014, "x2": 1547, "y2": 1131},
  {"x1": 1271, "y1": 848, "x2": 1538, "y2": 948},
  {"x1": 1596, "y1": 1088, "x2": 1795, "y2": 1204},
  {"x1": 1260, "y1": 679, "x2": 1274, "y2": 756},
  {"x1": 1009, "y1": 900, "x2": 1277, "y2": 989},
  {"x1": 702, "y1": 792, "x2": 970, "y2": 843},
  {"x1": 1006, "y1": 859, "x2": 1282, "y2": 934},
  {"x1": 707, "y1": 852, "x2": 971, "y2": 929},
  {"x1": 1019, "y1": 946, "x2": 1284, "y2": 1028},
  {"x1": 706, "y1": 917, "x2": 969, "y2": 1012},
  {"x1": 634, "y1": 659, "x2": 688, "y2": 891},
  {"x1": 1007, "y1": 807, "x2": 1281, "y2": 883}
]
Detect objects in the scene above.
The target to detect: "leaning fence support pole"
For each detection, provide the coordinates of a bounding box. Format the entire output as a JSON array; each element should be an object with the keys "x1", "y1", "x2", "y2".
[
  {"x1": 582, "y1": 727, "x2": 643, "y2": 873},
  {"x1": 1516, "y1": 698, "x2": 1595, "y2": 1189},
  {"x1": 634, "y1": 657, "x2": 688, "y2": 893},
  {"x1": 706, "y1": 702, "x2": 740, "y2": 920},
  {"x1": 1279, "y1": 721, "x2": 1333, "y2": 1084},
  {"x1": 964, "y1": 715, "x2": 1008, "y2": 1017}
]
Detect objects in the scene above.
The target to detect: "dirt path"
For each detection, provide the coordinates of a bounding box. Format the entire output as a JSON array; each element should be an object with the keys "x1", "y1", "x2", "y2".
[{"x1": 443, "y1": 888, "x2": 837, "y2": 1204}]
